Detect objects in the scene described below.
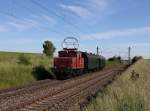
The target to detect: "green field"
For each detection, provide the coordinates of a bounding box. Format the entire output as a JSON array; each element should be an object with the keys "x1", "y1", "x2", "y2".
[
  {"x1": 0, "y1": 51, "x2": 121, "y2": 90},
  {"x1": 0, "y1": 51, "x2": 52, "y2": 89},
  {"x1": 105, "y1": 59, "x2": 122, "y2": 69},
  {"x1": 83, "y1": 59, "x2": 149, "y2": 111}
]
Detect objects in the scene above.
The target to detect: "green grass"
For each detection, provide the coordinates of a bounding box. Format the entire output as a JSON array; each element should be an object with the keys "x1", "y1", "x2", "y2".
[
  {"x1": 0, "y1": 52, "x2": 122, "y2": 89},
  {"x1": 83, "y1": 59, "x2": 150, "y2": 111},
  {"x1": 105, "y1": 60, "x2": 122, "y2": 69},
  {"x1": 0, "y1": 51, "x2": 52, "y2": 89}
]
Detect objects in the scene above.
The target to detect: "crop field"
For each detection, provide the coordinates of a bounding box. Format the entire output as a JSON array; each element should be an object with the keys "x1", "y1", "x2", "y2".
[
  {"x1": 83, "y1": 59, "x2": 150, "y2": 111},
  {"x1": 0, "y1": 51, "x2": 52, "y2": 89}
]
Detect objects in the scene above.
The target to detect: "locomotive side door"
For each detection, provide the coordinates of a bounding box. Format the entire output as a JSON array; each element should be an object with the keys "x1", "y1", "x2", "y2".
[{"x1": 76, "y1": 53, "x2": 83, "y2": 69}]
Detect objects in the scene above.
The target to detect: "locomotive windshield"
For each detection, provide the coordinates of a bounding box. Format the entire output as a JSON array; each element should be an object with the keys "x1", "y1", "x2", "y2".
[{"x1": 59, "y1": 51, "x2": 77, "y2": 57}]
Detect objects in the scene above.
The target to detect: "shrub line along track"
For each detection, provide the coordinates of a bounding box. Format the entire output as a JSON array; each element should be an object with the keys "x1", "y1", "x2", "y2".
[{"x1": 0, "y1": 65, "x2": 127, "y2": 111}]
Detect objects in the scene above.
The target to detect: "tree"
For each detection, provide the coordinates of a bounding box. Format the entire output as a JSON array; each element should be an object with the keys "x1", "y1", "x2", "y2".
[
  {"x1": 117, "y1": 56, "x2": 121, "y2": 61},
  {"x1": 108, "y1": 56, "x2": 117, "y2": 61},
  {"x1": 43, "y1": 40, "x2": 56, "y2": 57},
  {"x1": 108, "y1": 56, "x2": 122, "y2": 63},
  {"x1": 132, "y1": 56, "x2": 143, "y2": 64}
]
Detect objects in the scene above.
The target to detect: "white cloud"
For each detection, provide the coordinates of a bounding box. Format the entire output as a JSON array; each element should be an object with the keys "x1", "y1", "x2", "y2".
[
  {"x1": 42, "y1": 15, "x2": 56, "y2": 24},
  {"x1": 60, "y1": 4, "x2": 92, "y2": 17},
  {"x1": 79, "y1": 0, "x2": 109, "y2": 10},
  {"x1": 0, "y1": 25, "x2": 9, "y2": 32},
  {"x1": 133, "y1": 43, "x2": 150, "y2": 47},
  {"x1": 81, "y1": 26, "x2": 150, "y2": 40},
  {"x1": 59, "y1": 0, "x2": 110, "y2": 18},
  {"x1": 7, "y1": 18, "x2": 38, "y2": 31},
  {"x1": 33, "y1": 15, "x2": 57, "y2": 25},
  {"x1": 0, "y1": 36, "x2": 60, "y2": 44},
  {"x1": 3, "y1": 15, "x2": 56, "y2": 31}
]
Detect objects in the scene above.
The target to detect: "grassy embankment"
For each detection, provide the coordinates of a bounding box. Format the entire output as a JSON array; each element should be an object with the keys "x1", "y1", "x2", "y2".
[
  {"x1": 0, "y1": 52, "x2": 52, "y2": 89},
  {"x1": 83, "y1": 59, "x2": 149, "y2": 111}
]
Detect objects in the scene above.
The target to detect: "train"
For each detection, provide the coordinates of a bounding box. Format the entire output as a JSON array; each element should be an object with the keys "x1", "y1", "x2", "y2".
[{"x1": 53, "y1": 37, "x2": 106, "y2": 79}]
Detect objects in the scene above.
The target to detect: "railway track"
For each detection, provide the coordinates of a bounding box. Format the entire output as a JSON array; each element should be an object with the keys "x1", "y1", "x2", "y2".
[{"x1": 0, "y1": 65, "x2": 127, "y2": 111}]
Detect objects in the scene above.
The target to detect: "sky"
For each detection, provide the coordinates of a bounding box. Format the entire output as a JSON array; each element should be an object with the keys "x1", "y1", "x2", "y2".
[{"x1": 0, "y1": 0, "x2": 150, "y2": 59}]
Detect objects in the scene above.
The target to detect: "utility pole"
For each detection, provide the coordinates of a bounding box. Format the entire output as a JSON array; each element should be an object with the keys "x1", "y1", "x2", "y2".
[
  {"x1": 97, "y1": 46, "x2": 99, "y2": 55},
  {"x1": 128, "y1": 46, "x2": 131, "y2": 64}
]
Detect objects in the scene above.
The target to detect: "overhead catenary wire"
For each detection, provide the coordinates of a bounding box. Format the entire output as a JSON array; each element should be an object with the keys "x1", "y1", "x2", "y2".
[
  {"x1": 30, "y1": 0, "x2": 82, "y2": 36},
  {"x1": 13, "y1": 0, "x2": 36, "y2": 15},
  {"x1": 30, "y1": 0, "x2": 104, "y2": 49},
  {"x1": 13, "y1": 0, "x2": 70, "y2": 37},
  {"x1": 0, "y1": 2, "x2": 71, "y2": 38},
  {"x1": 59, "y1": 0, "x2": 95, "y2": 33},
  {"x1": 0, "y1": 0, "x2": 79, "y2": 38},
  {"x1": 0, "y1": 10, "x2": 18, "y2": 19},
  {"x1": 11, "y1": 0, "x2": 13, "y2": 17},
  {"x1": 59, "y1": 0, "x2": 109, "y2": 44}
]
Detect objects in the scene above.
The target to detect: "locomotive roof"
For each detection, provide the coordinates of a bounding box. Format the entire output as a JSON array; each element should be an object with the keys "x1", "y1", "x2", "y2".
[
  {"x1": 59, "y1": 50, "x2": 82, "y2": 53},
  {"x1": 82, "y1": 52, "x2": 105, "y2": 59},
  {"x1": 58, "y1": 50, "x2": 105, "y2": 59}
]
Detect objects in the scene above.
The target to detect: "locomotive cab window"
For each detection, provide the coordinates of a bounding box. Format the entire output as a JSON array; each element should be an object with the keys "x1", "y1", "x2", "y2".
[
  {"x1": 69, "y1": 51, "x2": 76, "y2": 57},
  {"x1": 58, "y1": 51, "x2": 77, "y2": 57}
]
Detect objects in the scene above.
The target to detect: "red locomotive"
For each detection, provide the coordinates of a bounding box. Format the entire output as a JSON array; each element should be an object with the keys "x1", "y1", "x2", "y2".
[
  {"x1": 53, "y1": 37, "x2": 106, "y2": 79},
  {"x1": 54, "y1": 48, "x2": 84, "y2": 70}
]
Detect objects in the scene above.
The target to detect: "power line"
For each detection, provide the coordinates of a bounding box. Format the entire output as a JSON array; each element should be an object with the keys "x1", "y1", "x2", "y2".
[
  {"x1": 30, "y1": 0, "x2": 82, "y2": 36},
  {"x1": 15, "y1": 1, "x2": 70, "y2": 36},
  {"x1": 0, "y1": 1, "x2": 70, "y2": 38},
  {"x1": 0, "y1": 10, "x2": 17, "y2": 19},
  {"x1": 59, "y1": 1, "x2": 122, "y2": 51},
  {"x1": 30, "y1": 0, "x2": 106, "y2": 48},
  {"x1": 13, "y1": 0, "x2": 36, "y2": 15},
  {"x1": 59, "y1": 0, "x2": 95, "y2": 34},
  {"x1": 0, "y1": 1, "x2": 15, "y2": 18},
  {"x1": 11, "y1": 0, "x2": 13, "y2": 17},
  {"x1": 0, "y1": 12, "x2": 68, "y2": 39}
]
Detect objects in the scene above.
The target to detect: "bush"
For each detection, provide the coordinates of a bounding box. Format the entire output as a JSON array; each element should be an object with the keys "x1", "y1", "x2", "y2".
[
  {"x1": 108, "y1": 56, "x2": 121, "y2": 62},
  {"x1": 18, "y1": 54, "x2": 31, "y2": 65},
  {"x1": 132, "y1": 56, "x2": 143, "y2": 64},
  {"x1": 32, "y1": 66, "x2": 55, "y2": 80}
]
